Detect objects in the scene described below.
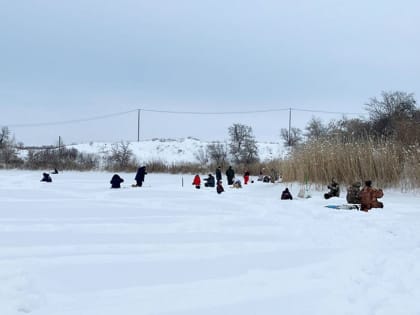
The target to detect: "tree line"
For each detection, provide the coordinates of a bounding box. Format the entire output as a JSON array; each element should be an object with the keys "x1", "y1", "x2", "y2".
[{"x1": 1, "y1": 91, "x2": 419, "y2": 187}]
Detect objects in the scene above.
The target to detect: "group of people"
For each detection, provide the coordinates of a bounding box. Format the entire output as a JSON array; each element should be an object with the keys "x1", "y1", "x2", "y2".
[
  {"x1": 322, "y1": 178, "x2": 384, "y2": 212},
  {"x1": 192, "y1": 166, "x2": 248, "y2": 194},
  {"x1": 40, "y1": 168, "x2": 59, "y2": 182},
  {"x1": 44, "y1": 165, "x2": 384, "y2": 211},
  {"x1": 110, "y1": 166, "x2": 147, "y2": 189},
  {"x1": 346, "y1": 180, "x2": 384, "y2": 212},
  {"x1": 279, "y1": 178, "x2": 384, "y2": 212}
]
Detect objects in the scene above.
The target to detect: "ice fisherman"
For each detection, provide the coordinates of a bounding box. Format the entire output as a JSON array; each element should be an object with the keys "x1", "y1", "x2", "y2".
[
  {"x1": 281, "y1": 187, "x2": 293, "y2": 200},
  {"x1": 226, "y1": 166, "x2": 235, "y2": 185},
  {"x1": 41, "y1": 172, "x2": 52, "y2": 183},
  {"x1": 204, "y1": 174, "x2": 215, "y2": 187},
  {"x1": 110, "y1": 174, "x2": 124, "y2": 188},
  {"x1": 216, "y1": 180, "x2": 224, "y2": 194},
  {"x1": 134, "y1": 166, "x2": 147, "y2": 187},
  {"x1": 243, "y1": 170, "x2": 250, "y2": 185},
  {"x1": 215, "y1": 166, "x2": 222, "y2": 182},
  {"x1": 324, "y1": 178, "x2": 340, "y2": 199},
  {"x1": 359, "y1": 180, "x2": 384, "y2": 212},
  {"x1": 192, "y1": 174, "x2": 201, "y2": 189},
  {"x1": 346, "y1": 182, "x2": 361, "y2": 204}
]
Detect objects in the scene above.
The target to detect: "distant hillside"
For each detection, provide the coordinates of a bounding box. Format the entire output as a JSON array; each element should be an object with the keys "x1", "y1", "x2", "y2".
[{"x1": 69, "y1": 137, "x2": 286, "y2": 164}]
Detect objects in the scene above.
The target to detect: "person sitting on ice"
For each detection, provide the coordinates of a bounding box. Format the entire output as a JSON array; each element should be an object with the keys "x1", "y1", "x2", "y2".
[
  {"x1": 110, "y1": 174, "x2": 124, "y2": 188},
  {"x1": 232, "y1": 178, "x2": 242, "y2": 188},
  {"x1": 204, "y1": 174, "x2": 215, "y2": 187},
  {"x1": 262, "y1": 175, "x2": 271, "y2": 183},
  {"x1": 346, "y1": 182, "x2": 361, "y2": 204},
  {"x1": 281, "y1": 187, "x2": 293, "y2": 200},
  {"x1": 257, "y1": 169, "x2": 265, "y2": 181},
  {"x1": 192, "y1": 174, "x2": 201, "y2": 189},
  {"x1": 324, "y1": 178, "x2": 340, "y2": 199},
  {"x1": 216, "y1": 180, "x2": 224, "y2": 194},
  {"x1": 41, "y1": 172, "x2": 52, "y2": 183},
  {"x1": 359, "y1": 180, "x2": 384, "y2": 212}
]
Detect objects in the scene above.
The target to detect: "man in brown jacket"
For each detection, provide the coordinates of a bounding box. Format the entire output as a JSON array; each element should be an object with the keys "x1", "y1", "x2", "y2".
[{"x1": 359, "y1": 180, "x2": 384, "y2": 212}]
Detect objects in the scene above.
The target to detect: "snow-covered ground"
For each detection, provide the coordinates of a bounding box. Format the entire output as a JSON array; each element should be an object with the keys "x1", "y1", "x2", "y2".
[{"x1": 1, "y1": 170, "x2": 420, "y2": 315}]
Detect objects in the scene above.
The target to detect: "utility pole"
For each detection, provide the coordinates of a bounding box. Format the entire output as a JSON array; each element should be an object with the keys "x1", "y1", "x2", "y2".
[
  {"x1": 137, "y1": 109, "x2": 141, "y2": 142},
  {"x1": 288, "y1": 108, "x2": 292, "y2": 146}
]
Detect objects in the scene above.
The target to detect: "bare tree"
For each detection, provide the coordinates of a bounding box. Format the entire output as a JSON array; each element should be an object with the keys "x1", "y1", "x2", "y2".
[
  {"x1": 228, "y1": 124, "x2": 259, "y2": 164},
  {"x1": 106, "y1": 141, "x2": 135, "y2": 170},
  {"x1": 365, "y1": 91, "x2": 417, "y2": 140},
  {"x1": 281, "y1": 127, "x2": 302, "y2": 147},
  {"x1": 206, "y1": 141, "x2": 228, "y2": 168},
  {"x1": 0, "y1": 127, "x2": 21, "y2": 167},
  {"x1": 305, "y1": 117, "x2": 328, "y2": 140},
  {"x1": 194, "y1": 147, "x2": 209, "y2": 165}
]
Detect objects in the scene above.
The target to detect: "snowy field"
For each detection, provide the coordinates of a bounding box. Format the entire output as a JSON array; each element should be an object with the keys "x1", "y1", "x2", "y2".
[{"x1": 1, "y1": 170, "x2": 420, "y2": 315}]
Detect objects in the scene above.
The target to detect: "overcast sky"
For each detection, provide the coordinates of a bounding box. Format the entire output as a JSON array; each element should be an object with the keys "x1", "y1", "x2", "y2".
[{"x1": 1, "y1": 0, "x2": 419, "y2": 145}]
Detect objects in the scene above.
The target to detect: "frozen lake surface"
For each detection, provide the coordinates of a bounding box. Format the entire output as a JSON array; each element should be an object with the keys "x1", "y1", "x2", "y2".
[{"x1": 1, "y1": 170, "x2": 420, "y2": 315}]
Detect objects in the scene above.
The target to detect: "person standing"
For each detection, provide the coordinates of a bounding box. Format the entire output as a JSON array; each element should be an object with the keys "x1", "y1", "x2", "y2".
[
  {"x1": 226, "y1": 166, "x2": 235, "y2": 185},
  {"x1": 215, "y1": 166, "x2": 222, "y2": 182},
  {"x1": 243, "y1": 170, "x2": 250, "y2": 185},
  {"x1": 134, "y1": 166, "x2": 147, "y2": 187}
]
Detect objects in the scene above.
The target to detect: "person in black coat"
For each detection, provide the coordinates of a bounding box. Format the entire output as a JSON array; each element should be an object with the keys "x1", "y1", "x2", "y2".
[
  {"x1": 215, "y1": 166, "x2": 222, "y2": 182},
  {"x1": 134, "y1": 166, "x2": 147, "y2": 187},
  {"x1": 324, "y1": 178, "x2": 340, "y2": 199},
  {"x1": 204, "y1": 174, "x2": 215, "y2": 187},
  {"x1": 41, "y1": 173, "x2": 52, "y2": 183},
  {"x1": 110, "y1": 174, "x2": 124, "y2": 188},
  {"x1": 226, "y1": 166, "x2": 235, "y2": 185},
  {"x1": 281, "y1": 187, "x2": 293, "y2": 200}
]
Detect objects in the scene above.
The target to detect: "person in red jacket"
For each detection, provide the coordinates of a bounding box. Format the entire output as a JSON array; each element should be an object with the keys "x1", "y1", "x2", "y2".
[
  {"x1": 192, "y1": 174, "x2": 201, "y2": 189},
  {"x1": 244, "y1": 170, "x2": 250, "y2": 185},
  {"x1": 359, "y1": 180, "x2": 384, "y2": 212}
]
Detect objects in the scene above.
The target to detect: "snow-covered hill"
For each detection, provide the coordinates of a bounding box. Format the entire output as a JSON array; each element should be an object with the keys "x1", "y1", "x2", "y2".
[{"x1": 70, "y1": 137, "x2": 286, "y2": 164}]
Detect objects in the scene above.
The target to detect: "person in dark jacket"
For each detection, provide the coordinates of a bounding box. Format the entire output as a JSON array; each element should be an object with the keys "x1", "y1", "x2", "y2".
[
  {"x1": 281, "y1": 187, "x2": 293, "y2": 200},
  {"x1": 204, "y1": 174, "x2": 215, "y2": 187},
  {"x1": 134, "y1": 166, "x2": 147, "y2": 187},
  {"x1": 346, "y1": 182, "x2": 361, "y2": 204},
  {"x1": 216, "y1": 180, "x2": 224, "y2": 194},
  {"x1": 192, "y1": 174, "x2": 201, "y2": 189},
  {"x1": 110, "y1": 174, "x2": 124, "y2": 188},
  {"x1": 359, "y1": 180, "x2": 384, "y2": 212},
  {"x1": 226, "y1": 166, "x2": 235, "y2": 185},
  {"x1": 215, "y1": 166, "x2": 222, "y2": 182},
  {"x1": 41, "y1": 173, "x2": 52, "y2": 182},
  {"x1": 324, "y1": 178, "x2": 340, "y2": 199}
]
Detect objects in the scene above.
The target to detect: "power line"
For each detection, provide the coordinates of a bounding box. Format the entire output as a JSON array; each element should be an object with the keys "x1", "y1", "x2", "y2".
[
  {"x1": 291, "y1": 107, "x2": 366, "y2": 116},
  {"x1": 141, "y1": 108, "x2": 291, "y2": 115},
  {"x1": 3, "y1": 107, "x2": 366, "y2": 129},
  {"x1": 5, "y1": 109, "x2": 138, "y2": 128}
]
